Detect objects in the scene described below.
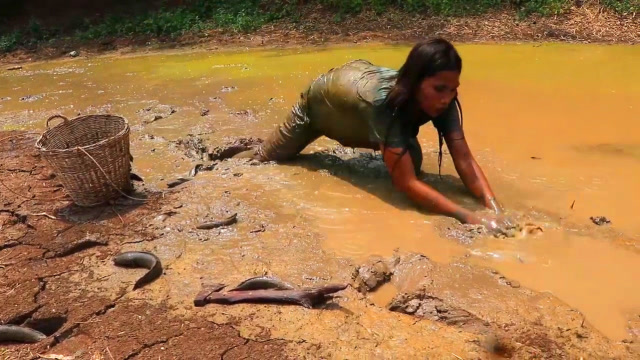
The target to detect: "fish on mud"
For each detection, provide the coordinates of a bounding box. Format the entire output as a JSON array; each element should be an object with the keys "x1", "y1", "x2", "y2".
[
  {"x1": 130, "y1": 172, "x2": 144, "y2": 182},
  {"x1": 113, "y1": 251, "x2": 163, "y2": 290},
  {"x1": 229, "y1": 276, "x2": 296, "y2": 291},
  {"x1": 193, "y1": 284, "x2": 348, "y2": 308},
  {"x1": 167, "y1": 177, "x2": 192, "y2": 188},
  {"x1": 189, "y1": 164, "x2": 203, "y2": 177},
  {"x1": 0, "y1": 325, "x2": 46, "y2": 343},
  {"x1": 196, "y1": 213, "x2": 237, "y2": 230}
]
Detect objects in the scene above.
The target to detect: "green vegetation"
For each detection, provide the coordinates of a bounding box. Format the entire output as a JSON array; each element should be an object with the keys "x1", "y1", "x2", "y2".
[{"x1": 1, "y1": 0, "x2": 638, "y2": 53}]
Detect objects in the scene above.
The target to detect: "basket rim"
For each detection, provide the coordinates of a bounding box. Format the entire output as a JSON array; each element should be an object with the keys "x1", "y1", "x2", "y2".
[{"x1": 35, "y1": 114, "x2": 130, "y2": 153}]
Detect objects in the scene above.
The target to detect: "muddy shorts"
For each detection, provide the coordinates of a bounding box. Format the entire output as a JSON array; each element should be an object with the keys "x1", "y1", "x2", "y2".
[{"x1": 254, "y1": 60, "x2": 424, "y2": 174}]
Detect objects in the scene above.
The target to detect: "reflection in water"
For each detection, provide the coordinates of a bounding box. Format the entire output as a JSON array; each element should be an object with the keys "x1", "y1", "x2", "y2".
[{"x1": 1, "y1": 42, "x2": 639, "y2": 340}]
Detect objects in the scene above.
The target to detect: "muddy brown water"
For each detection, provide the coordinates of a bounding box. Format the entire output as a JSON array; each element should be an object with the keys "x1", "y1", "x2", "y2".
[{"x1": 1, "y1": 43, "x2": 639, "y2": 344}]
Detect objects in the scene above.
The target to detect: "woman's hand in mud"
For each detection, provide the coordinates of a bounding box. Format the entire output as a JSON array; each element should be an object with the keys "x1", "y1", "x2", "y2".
[
  {"x1": 484, "y1": 197, "x2": 519, "y2": 230},
  {"x1": 482, "y1": 216, "x2": 517, "y2": 237},
  {"x1": 466, "y1": 213, "x2": 519, "y2": 237},
  {"x1": 486, "y1": 197, "x2": 505, "y2": 215}
]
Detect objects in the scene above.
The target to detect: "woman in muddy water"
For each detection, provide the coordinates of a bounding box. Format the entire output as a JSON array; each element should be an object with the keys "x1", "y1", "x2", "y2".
[{"x1": 233, "y1": 38, "x2": 514, "y2": 234}]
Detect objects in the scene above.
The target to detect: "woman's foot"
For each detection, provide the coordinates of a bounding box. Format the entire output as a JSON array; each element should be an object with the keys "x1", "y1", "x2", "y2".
[{"x1": 208, "y1": 137, "x2": 264, "y2": 161}]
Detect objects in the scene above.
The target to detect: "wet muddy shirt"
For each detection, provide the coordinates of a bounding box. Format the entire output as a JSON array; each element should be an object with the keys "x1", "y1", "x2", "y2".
[{"x1": 308, "y1": 59, "x2": 461, "y2": 150}]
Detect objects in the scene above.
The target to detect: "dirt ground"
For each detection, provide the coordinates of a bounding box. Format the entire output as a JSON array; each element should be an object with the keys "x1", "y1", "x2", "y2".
[
  {"x1": 1, "y1": 129, "x2": 639, "y2": 359},
  {"x1": 0, "y1": 132, "x2": 294, "y2": 359},
  {"x1": 1, "y1": 4, "x2": 639, "y2": 65}
]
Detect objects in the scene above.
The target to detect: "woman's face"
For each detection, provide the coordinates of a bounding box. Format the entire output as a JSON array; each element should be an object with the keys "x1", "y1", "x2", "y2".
[{"x1": 417, "y1": 70, "x2": 460, "y2": 117}]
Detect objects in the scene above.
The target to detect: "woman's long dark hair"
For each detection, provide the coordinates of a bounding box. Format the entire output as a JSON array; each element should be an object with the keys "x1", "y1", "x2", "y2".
[{"x1": 383, "y1": 38, "x2": 463, "y2": 176}]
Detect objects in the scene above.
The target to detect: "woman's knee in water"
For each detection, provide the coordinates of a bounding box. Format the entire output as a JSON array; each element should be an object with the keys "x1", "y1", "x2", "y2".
[{"x1": 232, "y1": 149, "x2": 260, "y2": 160}]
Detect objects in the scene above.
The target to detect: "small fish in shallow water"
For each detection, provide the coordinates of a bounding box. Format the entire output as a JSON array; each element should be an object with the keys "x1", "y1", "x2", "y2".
[
  {"x1": 590, "y1": 216, "x2": 611, "y2": 226},
  {"x1": 221, "y1": 86, "x2": 237, "y2": 93},
  {"x1": 0, "y1": 325, "x2": 46, "y2": 343},
  {"x1": 113, "y1": 251, "x2": 163, "y2": 290},
  {"x1": 229, "y1": 276, "x2": 296, "y2": 291},
  {"x1": 196, "y1": 213, "x2": 237, "y2": 230}
]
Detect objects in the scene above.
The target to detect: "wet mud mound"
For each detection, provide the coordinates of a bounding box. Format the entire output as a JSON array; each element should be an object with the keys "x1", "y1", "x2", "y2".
[
  {"x1": 354, "y1": 251, "x2": 637, "y2": 359},
  {"x1": 138, "y1": 103, "x2": 177, "y2": 124},
  {"x1": 171, "y1": 134, "x2": 210, "y2": 160}
]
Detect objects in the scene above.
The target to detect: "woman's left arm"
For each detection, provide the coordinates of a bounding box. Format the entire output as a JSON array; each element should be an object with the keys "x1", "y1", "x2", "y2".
[{"x1": 443, "y1": 130, "x2": 504, "y2": 213}]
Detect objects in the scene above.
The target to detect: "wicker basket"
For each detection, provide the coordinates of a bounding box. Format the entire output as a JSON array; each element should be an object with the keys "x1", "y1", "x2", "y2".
[{"x1": 35, "y1": 114, "x2": 132, "y2": 207}]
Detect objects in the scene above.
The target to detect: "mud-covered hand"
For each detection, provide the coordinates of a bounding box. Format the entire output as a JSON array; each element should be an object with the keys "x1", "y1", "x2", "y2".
[
  {"x1": 486, "y1": 197, "x2": 504, "y2": 214},
  {"x1": 486, "y1": 197, "x2": 519, "y2": 230},
  {"x1": 467, "y1": 213, "x2": 519, "y2": 237},
  {"x1": 482, "y1": 215, "x2": 514, "y2": 237}
]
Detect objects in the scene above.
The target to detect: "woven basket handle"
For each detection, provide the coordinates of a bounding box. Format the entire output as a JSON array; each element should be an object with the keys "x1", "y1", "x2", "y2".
[{"x1": 46, "y1": 115, "x2": 69, "y2": 130}]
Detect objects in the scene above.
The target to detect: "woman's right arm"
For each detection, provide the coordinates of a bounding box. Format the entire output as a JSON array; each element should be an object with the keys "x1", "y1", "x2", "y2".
[
  {"x1": 381, "y1": 144, "x2": 515, "y2": 235},
  {"x1": 380, "y1": 144, "x2": 477, "y2": 223}
]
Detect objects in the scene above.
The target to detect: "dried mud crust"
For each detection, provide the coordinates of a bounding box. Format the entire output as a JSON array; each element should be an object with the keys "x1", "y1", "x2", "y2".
[
  {"x1": 0, "y1": 131, "x2": 295, "y2": 359},
  {"x1": 3, "y1": 129, "x2": 638, "y2": 359},
  {"x1": 354, "y1": 251, "x2": 639, "y2": 359}
]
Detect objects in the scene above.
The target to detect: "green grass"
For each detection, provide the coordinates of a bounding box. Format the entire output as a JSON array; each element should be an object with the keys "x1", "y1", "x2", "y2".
[
  {"x1": 600, "y1": 0, "x2": 640, "y2": 14},
  {"x1": 1, "y1": 0, "x2": 638, "y2": 53}
]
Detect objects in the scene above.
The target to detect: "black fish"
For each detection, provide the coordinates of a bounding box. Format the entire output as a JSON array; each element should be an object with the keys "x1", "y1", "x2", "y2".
[
  {"x1": 196, "y1": 213, "x2": 237, "y2": 230},
  {"x1": 113, "y1": 251, "x2": 163, "y2": 290},
  {"x1": 0, "y1": 325, "x2": 46, "y2": 343},
  {"x1": 189, "y1": 164, "x2": 204, "y2": 177},
  {"x1": 229, "y1": 276, "x2": 296, "y2": 291},
  {"x1": 167, "y1": 177, "x2": 192, "y2": 188},
  {"x1": 130, "y1": 172, "x2": 144, "y2": 182}
]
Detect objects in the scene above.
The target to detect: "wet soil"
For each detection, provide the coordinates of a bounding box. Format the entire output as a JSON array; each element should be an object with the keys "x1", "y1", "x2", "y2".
[
  {"x1": 0, "y1": 132, "x2": 294, "y2": 359},
  {"x1": 2, "y1": 129, "x2": 638, "y2": 359},
  {"x1": 375, "y1": 251, "x2": 636, "y2": 359}
]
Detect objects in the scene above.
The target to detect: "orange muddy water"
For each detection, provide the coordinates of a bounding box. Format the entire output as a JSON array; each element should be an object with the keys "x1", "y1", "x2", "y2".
[{"x1": 1, "y1": 43, "x2": 639, "y2": 342}]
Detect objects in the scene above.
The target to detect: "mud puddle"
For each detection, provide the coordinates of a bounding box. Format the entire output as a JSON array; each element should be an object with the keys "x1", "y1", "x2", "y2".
[
  {"x1": 470, "y1": 228, "x2": 640, "y2": 341},
  {"x1": 1, "y1": 43, "x2": 639, "y2": 355}
]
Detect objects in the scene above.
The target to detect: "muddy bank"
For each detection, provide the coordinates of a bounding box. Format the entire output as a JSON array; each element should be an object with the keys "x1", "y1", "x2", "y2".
[
  {"x1": 0, "y1": 131, "x2": 297, "y2": 359},
  {"x1": 1, "y1": 129, "x2": 638, "y2": 359},
  {"x1": 1, "y1": 4, "x2": 639, "y2": 64},
  {"x1": 355, "y1": 252, "x2": 639, "y2": 358}
]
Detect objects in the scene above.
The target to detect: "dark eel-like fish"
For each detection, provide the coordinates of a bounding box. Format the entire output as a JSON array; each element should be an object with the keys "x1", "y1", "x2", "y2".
[
  {"x1": 113, "y1": 251, "x2": 163, "y2": 290},
  {"x1": 229, "y1": 276, "x2": 296, "y2": 292},
  {"x1": 130, "y1": 172, "x2": 144, "y2": 182},
  {"x1": 0, "y1": 325, "x2": 46, "y2": 343},
  {"x1": 194, "y1": 283, "x2": 348, "y2": 308},
  {"x1": 189, "y1": 164, "x2": 204, "y2": 177},
  {"x1": 167, "y1": 177, "x2": 192, "y2": 188},
  {"x1": 196, "y1": 213, "x2": 237, "y2": 230}
]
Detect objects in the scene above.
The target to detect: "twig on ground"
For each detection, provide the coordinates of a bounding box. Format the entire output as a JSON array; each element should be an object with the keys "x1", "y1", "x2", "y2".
[{"x1": 106, "y1": 347, "x2": 115, "y2": 360}]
